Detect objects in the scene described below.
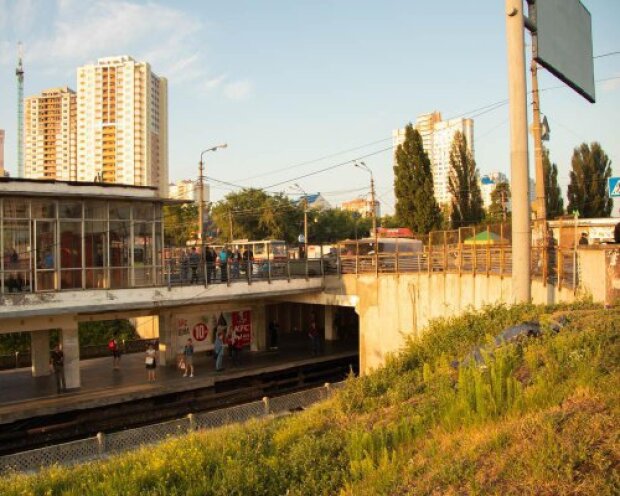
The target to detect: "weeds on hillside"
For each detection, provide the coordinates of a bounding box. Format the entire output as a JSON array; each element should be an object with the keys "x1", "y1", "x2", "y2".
[{"x1": 2, "y1": 303, "x2": 617, "y2": 496}]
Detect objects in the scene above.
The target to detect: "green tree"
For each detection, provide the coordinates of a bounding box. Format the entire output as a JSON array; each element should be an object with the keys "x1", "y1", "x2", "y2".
[
  {"x1": 448, "y1": 131, "x2": 484, "y2": 228},
  {"x1": 393, "y1": 124, "x2": 442, "y2": 234},
  {"x1": 310, "y1": 209, "x2": 372, "y2": 243},
  {"x1": 164, "y1": 203, "x2": 199, "y2": 246},
  {"x1": 567, "y1": 142, "x2": 612, "y2": 218},
  {"x1": 486, "y1": 181, "x2": 511, "y2": 223},
  {"x1": 542, "y1": 148, "x2": 564, "y2": 219},
  {"x1": 211, "y1": 188, "x2": 302, "y2": 242}
]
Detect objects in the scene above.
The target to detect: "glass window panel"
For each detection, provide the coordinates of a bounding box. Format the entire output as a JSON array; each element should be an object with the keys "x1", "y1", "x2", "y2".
[
  {"x1": 32, "y1": 200, "x2": 56, "y2": 219},
  {"x1": 36, "y1": 221, "x2": 56, "y2": 291},
  {"x1": 85, "y1": 201, "x2": 107, "y2": 220},
  {"x1": 60, "y1": 221, "x2": 82, "y2": 272},
  {"x1": 2, "y1": 220, "x2": 31, "y2": 292},
  {"x1": 133, "y1": 203, "x2": 153, "y2": 221},
  {"x1": 109, "y1": 202, "x2": 131, "y2": 220},
  {"x1": 59, "y1": 202, "x2": 83, "y2": 219},
  {"x1": 3, "y1": 198, "x2": 29, "y2": 219},
  {"x1": 133, "y1": 222, "x2": 153, "y2": 266},
  {"x1": 109, "y1": 220, "x2": 130, "y2": 289}
]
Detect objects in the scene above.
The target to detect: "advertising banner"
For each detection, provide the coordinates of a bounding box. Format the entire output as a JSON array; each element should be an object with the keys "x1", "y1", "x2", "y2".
[{"x1": 175, "y1": 309, "x2": 252, "y2": 352}]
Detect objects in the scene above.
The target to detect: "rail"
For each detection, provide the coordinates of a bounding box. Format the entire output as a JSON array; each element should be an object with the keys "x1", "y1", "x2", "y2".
[{"x1": 0, "y1": 381, "x2": 345, "y2": 474}]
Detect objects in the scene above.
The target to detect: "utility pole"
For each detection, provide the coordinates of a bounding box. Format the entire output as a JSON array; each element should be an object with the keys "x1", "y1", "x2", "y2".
[
  {"x1": 303, "y1": 197, "x2": 308, "y2": 259},
  {"x1": 505, "y1": 0, "x2": 531, "y2": 303},
  {"x1": 228, "y1": 210, "x2": 234, "y2": 242},
  {"x1": 198, "y1": 144, "x2": 228, "y2": 247},
  {"x1": 16, "y1": 42, "x2": 24, "y2": 178}
]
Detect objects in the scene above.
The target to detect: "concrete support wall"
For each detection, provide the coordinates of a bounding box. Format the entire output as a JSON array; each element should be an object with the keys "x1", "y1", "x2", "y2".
[
  {"x1": 324, "y1": 305, "x2": 336, "y2": 340},
  {"x1": 61, "y1": 324, "x2": 80, "y2": 389},
  {"x1": 133, "y1": 316, "x2": 159, "y2": 339},
  {"x1": 30, "y1": 330, "x2": 50, "y2": 377},
  {"x1": 158, "y1": 313, "x2": 174, "y2": 366},
  {"x1": 251, "y1": 304, "x2": 266, "y2": 352}
]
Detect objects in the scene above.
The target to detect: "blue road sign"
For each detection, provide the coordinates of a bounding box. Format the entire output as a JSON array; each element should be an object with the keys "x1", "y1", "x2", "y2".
[{"x1": 609, "y1": 177, "x2": 620, "y2": 197}]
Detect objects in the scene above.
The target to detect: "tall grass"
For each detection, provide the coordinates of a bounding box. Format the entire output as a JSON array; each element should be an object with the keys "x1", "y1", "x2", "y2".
[{"x1": 2, "y1": 302, "x2": 617, "y2": 495}]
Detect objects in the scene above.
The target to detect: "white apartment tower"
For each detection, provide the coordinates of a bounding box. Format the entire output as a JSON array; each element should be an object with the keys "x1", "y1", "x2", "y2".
[
  {"x1": 24, "y1": 87, "x2": 77, "y2": 181},
  {"x1": 76, "y1": 56, "x2": 168, "y2": 195},
  {"x1": 393, "y1": 112, "x2": 474, "y2": 205}
]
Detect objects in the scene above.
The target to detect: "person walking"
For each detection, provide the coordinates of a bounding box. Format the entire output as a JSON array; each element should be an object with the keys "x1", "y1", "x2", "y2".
[
  {"x1": 182, "y1": 338, "x2": 194, "y2": 377},
  {"x1": 145, "y1": 343, "x2": 158, "y2": 382},
  {"x1": 189, "y1": 247, "x2": 200, "y2": 284},
  {"x1": 49, "y1": 344, "x2": 66, "y2": 393},
  {"x1": 268, "y1": 319, "x2": 279, "y2": 350},
  {"x1": 214, "y1": 331, "x2": 225, "y2": 371},
  {"x1": 231, "y1": 328, "x2": 243, "y2": 366},
  {"x1": 108, "y1": 333, "x2": 121, "y2": 370}
]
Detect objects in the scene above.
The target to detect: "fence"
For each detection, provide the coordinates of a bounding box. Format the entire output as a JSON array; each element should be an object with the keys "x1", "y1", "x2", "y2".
[
  {"x1": 0, "y1": 381, "x2": 345, "y2": 475},
  {"x1": 0, "y1": 339, "x2": 158, "y2": 371}
]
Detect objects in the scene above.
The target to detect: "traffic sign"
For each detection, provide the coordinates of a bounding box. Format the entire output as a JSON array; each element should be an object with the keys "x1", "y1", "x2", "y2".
[
  {"x1": 609, "y1": 177, "x2": 620, "y2": 197},
  {"x1": 192, "y1": 322, "x2": 209, "y2": 341}
]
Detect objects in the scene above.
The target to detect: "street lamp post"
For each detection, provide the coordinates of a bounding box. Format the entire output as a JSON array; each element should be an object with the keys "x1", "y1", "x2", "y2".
[
  {"x1": 293, "y1": 183, "x2": 309, "y2": 258},
  {"x1": 198, "y1": 143, "x2": 228, "y2": 246},
  {"x1": 354, "y1": 161, "x2": 378, "y2": 274}
]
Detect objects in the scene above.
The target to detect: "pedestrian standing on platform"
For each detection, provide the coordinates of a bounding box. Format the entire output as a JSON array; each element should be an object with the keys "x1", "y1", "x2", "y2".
[
  {"x1": 231, "y1": 328, "x2": 243, "y2": 366},
  {"x1": 269, "y1": 319, "x2": 279, "y2": 350},
  {"x1": 205, "y1": 246, "x2": 215, "y2": 284},
  {"x1": 189, "y1": 247, "x2": 200, "y2": 284},
  {"x1": 49, "y1": 344, "x2": 66, "y2": 393},
  {"x1": 108, "y1": 333, "x2": 121, "y2": 370},
  {"x1": 180, "y1": 249, "x2": 189, "y2": 283},
  {"x1": 579, "y1": 232, "x2": 589, "y2": 246},
  {"x1": 308, "y1": 321, "x2": 320, "y2": 356},
  {"x1": 183, "y1": 338, "x2": 194, "y2": 377},
  {"x1": 214, "y1": 331, "x2": 225, "y2": 371},
  {"x1": 145, "y1": 343, "x2": 158, "y2": 382},
  {"x1": 219, "y1": 248, "x2": 229, "y2": 283}
]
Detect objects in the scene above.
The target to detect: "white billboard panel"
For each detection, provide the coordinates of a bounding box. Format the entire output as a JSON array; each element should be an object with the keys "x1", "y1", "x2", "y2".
[{"x1": 534, "y1": 0, "x2": 595, "y2": 103}]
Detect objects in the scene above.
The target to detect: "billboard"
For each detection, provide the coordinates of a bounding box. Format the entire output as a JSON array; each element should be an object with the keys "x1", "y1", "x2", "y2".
[
  {"x1": 175, "y1": 309, "x2": 252, "y2": 352},
  {"x1": 609, "y1": 178, "x2": 620, "y2": 198},
  {"x1": 534, "y1": 0, "x2": 595, "y2": 103}
]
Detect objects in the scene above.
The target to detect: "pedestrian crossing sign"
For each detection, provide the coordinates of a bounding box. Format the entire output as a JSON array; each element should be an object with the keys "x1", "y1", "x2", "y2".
[{"x1": 609, "y1": 177, "x2": 620, "y2": 197}]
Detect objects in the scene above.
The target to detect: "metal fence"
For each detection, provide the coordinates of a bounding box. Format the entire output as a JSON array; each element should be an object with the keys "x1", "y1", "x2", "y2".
[{"x1": 0, "y1": 381, "x2": 345, "y2": 475}]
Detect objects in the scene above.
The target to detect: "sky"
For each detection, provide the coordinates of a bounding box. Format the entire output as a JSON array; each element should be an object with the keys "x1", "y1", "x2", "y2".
[{"x1": 0, "y1": 0, "x2": 618, "y2": 215}]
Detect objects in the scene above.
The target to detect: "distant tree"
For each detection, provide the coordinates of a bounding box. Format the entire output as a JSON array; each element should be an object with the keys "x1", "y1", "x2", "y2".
[
  {"x1": 567, "y1": 142, "x2": 612, "y2": 218},
  {"x1": 164, "y1": 203, "x2": 199, "y2": 246},
  {"x1": 379, "y1": 214, "x2": 400, "y2": 229},
  {"x1": 448, "y1": 131, "x2": 484, "y2": 228},
  {"x1": 310, "y1": 209, "x2": 371, "y2": 243},
  {"x1": 393, "y1": 124, "x2": 442, "y2": 234},
  {"x1": 486, "y1": 181, "x2": 511, "y2": 223},
  {"x1": 211, "y1": 188, "x2": 302, "y2": 242},
  {"x1": 542, "y1": 148, "x2": 564, "y2": 219}
]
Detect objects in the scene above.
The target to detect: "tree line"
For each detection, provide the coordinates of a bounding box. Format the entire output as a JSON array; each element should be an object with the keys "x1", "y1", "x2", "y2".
[
  {"x1": 165, "y1": 127, "x2": 612, "y2": 246},
  {"x1": 393, "y1": 123, "x2": 613, "y2": 234}
]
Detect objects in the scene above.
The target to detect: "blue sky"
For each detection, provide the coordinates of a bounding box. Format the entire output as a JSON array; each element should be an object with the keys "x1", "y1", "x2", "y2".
[{"x1": 0, "y1": 0, "x2": 618, "y2": 214}]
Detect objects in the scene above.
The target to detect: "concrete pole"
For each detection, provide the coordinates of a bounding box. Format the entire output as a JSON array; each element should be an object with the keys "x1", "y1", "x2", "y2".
[
  {"x1": 61, "y1": 323, "x2": 81, "y2": 390},
  {"x1": 198, "y1": 159, "x2": 205, "y2": 246},
  {"x1": 30, "y1": 330, "x2": 51, "y2": 377},
  {"x1": 531, "y1": 61, "x2": 546, "y2": 226},
  {"x1": 505, "y1": 0, "x2": 531, "y2": 303}
]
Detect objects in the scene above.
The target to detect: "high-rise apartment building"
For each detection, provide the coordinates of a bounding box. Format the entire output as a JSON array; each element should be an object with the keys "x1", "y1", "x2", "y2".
[
  {"x1": 393, "y1": 112, "x2": 474, "y2": 205},
  {"x1": 0, "y1": 129, "x2": 5, "y2": 176},
  {"x1": 480, "y1": 171, "x2": 509, "y2": 209},
  {"x1": 24, "y1": 87, "x2": 77, "y2": 181},
  {"x1": 169, "y1": 179, "x2": 207, "y2": 203},
  {"x1": 76, "y1": 56, "x2": 168, "y2": 194},
  {"x1": 340, "y1": 196, "x2": 381, "y2": 219}
]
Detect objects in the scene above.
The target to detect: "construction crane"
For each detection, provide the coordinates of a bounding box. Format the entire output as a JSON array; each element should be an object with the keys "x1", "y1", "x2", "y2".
[{"x1": 16, "y1": 42, "x2": 24, "y2": 178}]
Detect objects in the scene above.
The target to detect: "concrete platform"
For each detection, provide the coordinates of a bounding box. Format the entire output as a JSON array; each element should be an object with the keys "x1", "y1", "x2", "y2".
[{"x1": 0, "y1": 338, "x2": 357, "y2": 425}]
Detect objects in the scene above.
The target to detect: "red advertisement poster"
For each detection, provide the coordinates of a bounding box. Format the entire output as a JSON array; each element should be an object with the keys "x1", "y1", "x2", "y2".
[{"x1": 232, "y1": 310, "x2": 252, "y2": 347}]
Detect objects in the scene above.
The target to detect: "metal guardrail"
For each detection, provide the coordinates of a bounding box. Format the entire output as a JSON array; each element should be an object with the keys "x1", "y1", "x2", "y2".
[
  {"x1": 0, "y1": 339, "x2": 158, "y2": 371},
  {"x1": 0, "y1": 381, "x2": 345, "y2": 475}
]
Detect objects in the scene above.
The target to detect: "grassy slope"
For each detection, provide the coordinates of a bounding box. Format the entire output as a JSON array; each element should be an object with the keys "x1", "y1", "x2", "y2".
[{"x1": 3, "y1": 303, "x2": 619, "y2": 496}]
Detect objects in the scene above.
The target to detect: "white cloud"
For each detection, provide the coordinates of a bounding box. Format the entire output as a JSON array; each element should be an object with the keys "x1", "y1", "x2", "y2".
[
  {"x1": 204, "y1": 74, "x2": 227, "y2": 91},
  {"x1": 224, "y1": 80, "x2": 253, "y2": 101}
]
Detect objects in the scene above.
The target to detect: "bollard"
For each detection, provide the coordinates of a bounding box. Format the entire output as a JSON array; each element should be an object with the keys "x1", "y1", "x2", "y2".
[
  {"x1": 187, "y1": 413, "x2": 196, "y2": 432},
  {"x1": 96, "y1": 432, "x2": 106, "y2": 457},
  {"x1": 262, "y1": 396, "x2": 270, "y2": 415},
  {"x1": 15, "y1": 351, "x2": 19, "y2": 369},
  {"x1": 324, "y1": 382, "x2": 331, "y2": 399}
]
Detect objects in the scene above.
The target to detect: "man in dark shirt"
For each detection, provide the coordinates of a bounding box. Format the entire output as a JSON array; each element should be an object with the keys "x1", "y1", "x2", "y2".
[{"x1": 49, "y1": 344, "x2": 66, "y2": 393}]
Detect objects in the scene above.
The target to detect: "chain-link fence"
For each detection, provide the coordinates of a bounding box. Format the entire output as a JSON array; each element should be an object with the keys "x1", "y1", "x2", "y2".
[{"x1": 0, "y1": 382, "x2": 345, "y2": 475}]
